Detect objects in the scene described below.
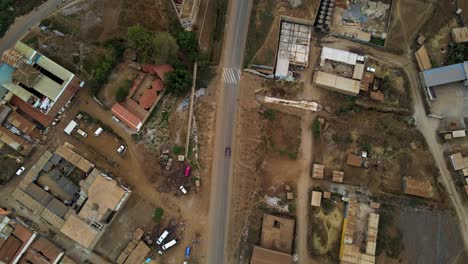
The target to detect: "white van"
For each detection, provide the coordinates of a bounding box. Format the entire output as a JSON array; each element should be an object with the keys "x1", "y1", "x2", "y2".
[
  {"x1": 77, "y1": 129, "x2": 88, "y2": 137},
  {"x1": 94, "y1": 127, "x2": 103, "y2": 136},
  {"x1": 156, "y1": 230, "x2": 169, "y2": 245},
  {"x1": 162, "y1": 239, "x2": 177, "y2": 250}
]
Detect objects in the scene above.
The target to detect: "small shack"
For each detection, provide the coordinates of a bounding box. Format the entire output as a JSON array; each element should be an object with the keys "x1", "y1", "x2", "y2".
[
  {"x1": 346, "y1": 153, "x2": 362, "y2": 167},
  {"x1": 332, "y1": 171, "x2": 344, "y2": 183},
  {"x1": 402, "y1": 176, "x2": 433, "y2": 198},
  {"x1": 312, "y1": 164, "x2": 324, "y2": 179},
  {"x1": 311, "y1": 191, "x2": 322, "y2": 207}
]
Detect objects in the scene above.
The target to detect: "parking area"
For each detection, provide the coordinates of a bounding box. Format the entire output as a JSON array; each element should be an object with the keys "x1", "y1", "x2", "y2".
[{"x1": 430, "y1": 83, "x2": 468, "y2": 121}]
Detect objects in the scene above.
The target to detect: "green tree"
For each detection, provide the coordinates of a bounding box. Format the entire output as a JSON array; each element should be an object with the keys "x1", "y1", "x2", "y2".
[
  {"x1": 447, "y1": 43, "x2": 466, "y2": 64},
  {"x1": 127, "y1": 25, "x2": 153, "y2": 52},
  {"x1": 165, "y1": 69, "x2": 193, "y2": 96},
  {"x1": 176, "y1": 31, "x2": 199, "y2": 60},
  {"x1": 152, "y1": 32, "x2": 179, "y2": 62}
]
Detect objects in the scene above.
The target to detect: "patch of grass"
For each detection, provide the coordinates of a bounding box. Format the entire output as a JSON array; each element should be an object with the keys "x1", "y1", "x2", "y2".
[
  {"x1": 172, "y1": 145, "x2": 184, "y2": 155},
  {"x1": 261, "y1": 109, "x2": 276, "y2": 121},
  {"x1": 153, "y1": 207, "x2": 164, "y2": 223},
  {"x1": 312, "y1": 119, "x2": 321, "y2": 139},
  {"x1": 131, "y1": 133, "x2": 143, "y2": 141},
  {"x1": 244, "y1": 0, "x2": 275, "y2": 67},
  {"x1": 370, "y1": 36, "x2": 385, "y2": 46}
]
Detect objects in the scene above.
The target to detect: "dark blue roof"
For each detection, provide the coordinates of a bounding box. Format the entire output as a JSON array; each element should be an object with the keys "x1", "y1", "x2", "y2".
[{"x1": 422, "y1": 61, "x2": 468, "y2": 87}]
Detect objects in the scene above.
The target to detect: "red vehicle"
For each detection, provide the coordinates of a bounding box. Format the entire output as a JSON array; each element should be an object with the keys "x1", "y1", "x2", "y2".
[{"x1": 184, "y1": 165, "x2": 191, "y2": 177}]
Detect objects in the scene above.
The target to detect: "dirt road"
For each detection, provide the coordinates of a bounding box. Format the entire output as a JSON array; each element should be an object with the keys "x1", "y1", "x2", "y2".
[
  {"x1": 0, "y1": 0, "x2": 73, "y2": 53},
  {"x1": 296, "y1": 111, "x2": 319, "y2": 263}
]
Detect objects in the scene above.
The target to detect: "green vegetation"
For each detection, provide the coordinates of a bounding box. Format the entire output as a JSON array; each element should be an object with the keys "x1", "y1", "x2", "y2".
[
  {"x1": 115, "y1": 80, "x2": 132, "y2": 102},
  {"x1": 127, "y1": 25, "x2": 178, "y2": 63},
  {"x1": 176, "y1": 31, "x2": 199, "y2": 61},
  {"x1": 210, "y1": 0, "x2": 228, "y2": 63},
  {"x1": 360, "y1": 143, "x2": 372, "y2": 152},
  {"x1": 90, "y1": 39, "x2": 126, "y2": 95},
  {"x1": 0, "y1": 0, "x2": 46, "y2": 37},
  {"x1": 262, "y1": 109, "x2": 276, "y2": 121},
  {"x1": 39, "y1": 17, "x2": 72, "y2": 35},
  {"x1": 321, "y1": 199, "x2": 335, "y2": 215},
  {"x1": 244, "y1": 0, "x2": 275, "y2": 67},
  {"x1": 153, "y1": 207, "x2": 164, "y2": 224},
  {"x1": 172, "y1": 145, "x2": 184, "y2": 155},
  {"x1": 370, "y1": 36, "x2": 386, "y2": 46},
  {"x1": 312, "y1": 119, "x2": 321, "y2": 139},
  {"x1": 381, "y1": 75, "x2": 392, "y2": 92},
  {"x1": 165, "y1": 68, "x2": 193, "y2": 96},
  {"x1": 288, "y1": 199, "x2": 296, "y2": 214},
  {"x1": 131, "y1": 133, "x2": 143, "y2": 141},
  {"x1": 447, "y1": 43, "x2": 467, "y2": 65}
]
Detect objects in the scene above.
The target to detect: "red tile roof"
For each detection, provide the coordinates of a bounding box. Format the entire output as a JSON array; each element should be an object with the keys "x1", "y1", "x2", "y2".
[
  {"x1": 139, "y1": 88, "x2": 158, "y2": 110},
  {"x1": 111, "y1": 103, "x2": 142, "y2": 131},
  {"x1": 12, "y1": 224, "x2": 33, "y2": 243},
  {"x1": 153, "y1": 64, "x2": 173, "y2": 81},
  {"x1": 142, "y1": 64, "x2": 174, "y2": 81},
  {"x1": 129, "y1": 73, "x2": 146, "y2": 96},
  {"x1": 27, "y1": 237, "x2": 62, "y2": 262},
  {"x1": 151, "y1": 79, "x2": 164, "y2": 91}
]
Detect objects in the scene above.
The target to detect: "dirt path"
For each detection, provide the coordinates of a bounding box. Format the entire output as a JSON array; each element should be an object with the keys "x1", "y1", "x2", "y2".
[{"x1": 296, "y1": 111, "x2": 320, "y2": 263}]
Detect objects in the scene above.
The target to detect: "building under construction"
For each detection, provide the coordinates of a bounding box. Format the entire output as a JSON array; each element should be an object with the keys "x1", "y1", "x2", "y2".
[{"x1": 171, "y1": 0, "x2": 201, "y2": 31}]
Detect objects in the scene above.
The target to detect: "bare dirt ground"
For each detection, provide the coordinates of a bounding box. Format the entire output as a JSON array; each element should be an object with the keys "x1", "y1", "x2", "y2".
[
  {"x1": 226, "y1": 74, "x2": 306, "y2": 263},
  {"x1": 384, "y1": 0, "x2": 434, "y2": 54}
]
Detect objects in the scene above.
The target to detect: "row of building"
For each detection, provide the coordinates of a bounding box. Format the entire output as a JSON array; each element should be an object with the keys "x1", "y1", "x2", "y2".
[
  {"x1": 11, "y1": 142, "x2": 131, "y2": 249},
  {"x1": 0, "y1": 214, "x2": 75, "y2": 264},
  {"x1": 0, "y1": 41, "x2": 81, "y2": 154}
]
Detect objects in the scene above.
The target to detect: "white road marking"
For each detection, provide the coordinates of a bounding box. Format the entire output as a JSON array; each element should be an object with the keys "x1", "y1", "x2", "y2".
[{"x1": 221, "y1": 68, "x2": 242, "y2": 84}]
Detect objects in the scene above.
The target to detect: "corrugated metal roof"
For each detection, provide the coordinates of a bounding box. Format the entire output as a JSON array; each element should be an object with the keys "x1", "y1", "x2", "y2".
[
  {"x1": 14, "y1": 42, "x2": 36, "y2": 61},
  {"x1": 415, "y1": 45, "x2": 432, "y2": 71},
  {"x1": 314, "y1": 71, "x2": 361, "y2": 96},
  {"x1": 352, "y1": 63, "x2": 365, "y2": 80},
  {"x1": 451, "y1": 27, "x2": 468, "y2": 43},
  {"x1": 421, "y1": 61, "x2": 468, "y2": 87},
  {"x1": 34, "y1": 75, "x2": 62, "y2": 100},
  {"x1": 311, "y1": 191, "x2": 322, "y2": 207},
  {"x1": 321, "y1": 47, "x2": 359, "y2": 66},
  {"x1": 112, "y1": 103, "x2": 143, "y2": 131},
  {"x1": 35, "y1": 54, "x2": 74, "y2": 83}
]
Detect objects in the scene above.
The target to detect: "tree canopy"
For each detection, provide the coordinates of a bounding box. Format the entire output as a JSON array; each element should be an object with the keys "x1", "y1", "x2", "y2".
[
  {"x1": 165, "y1": 69, "x2": 193, "y2": 96},
  {"x1": 176, "y1": 31, "x2": 199, "y2": 60},
  {"x1": 127, "y1": 25, "x2": 178, "y2": 63}
]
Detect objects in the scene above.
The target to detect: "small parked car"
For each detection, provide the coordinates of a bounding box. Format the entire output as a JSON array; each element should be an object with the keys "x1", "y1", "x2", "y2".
[
  {"x1": 16, "y1": 167, "x2": 25, "y2": 176},
  {"x1": 117, "y1": 145, "x2": 126, "y2": 154},
  {"x1": 184, "y1": 165, "x2": 191, "y2": 177},
  {"x1": 179, "y1": 185, "x2": 187, "y2": 194},
  {"x1": 156, "y1": 230, "x2": 169, "y2": 245},
  {"x1": 94, "y1": 127, "x2": 103, "y2": 136},
  {"x1": 76, "y1": 129, "x2": 87, "y2": 137},
  {"x1": 225, "y1": 147, "x2": 231, "y2": 157}
]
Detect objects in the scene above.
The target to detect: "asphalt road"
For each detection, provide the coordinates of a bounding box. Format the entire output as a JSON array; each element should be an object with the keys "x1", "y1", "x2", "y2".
[
  {"x1": 0, "y1": 0, "x2": 70, "y2": 54},
  {"x1": 206, "y1": 0, "x2": 252, "y2": 263}
]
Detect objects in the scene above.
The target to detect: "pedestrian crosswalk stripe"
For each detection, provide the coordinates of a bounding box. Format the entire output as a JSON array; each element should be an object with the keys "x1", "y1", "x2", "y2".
[{"x1": 221, "y1": 68, "x2": 242, "y2": 85}]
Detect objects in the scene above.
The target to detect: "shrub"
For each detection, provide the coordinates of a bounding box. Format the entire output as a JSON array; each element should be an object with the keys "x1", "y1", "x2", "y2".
[
  {"x1": 153, "y1": 207, "x2": 164, "y2": 223},
  {"x1": 172, "y1": 145, "x2": 184, "y2": 155},
  {"x1": 165, "y1": 68, "x2": 193, "y2": 96},
  {"x1": 262, "y1": 109, "x2": 276, "y2": 121},
  {"x1": 312, "y1": 119, "x2": 321, "y2": 139}
]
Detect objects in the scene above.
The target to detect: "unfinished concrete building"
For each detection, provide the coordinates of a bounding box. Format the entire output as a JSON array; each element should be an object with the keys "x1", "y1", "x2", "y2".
[{"x1": 171, "y1": 0, "x2": 201, "y2": 31}]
